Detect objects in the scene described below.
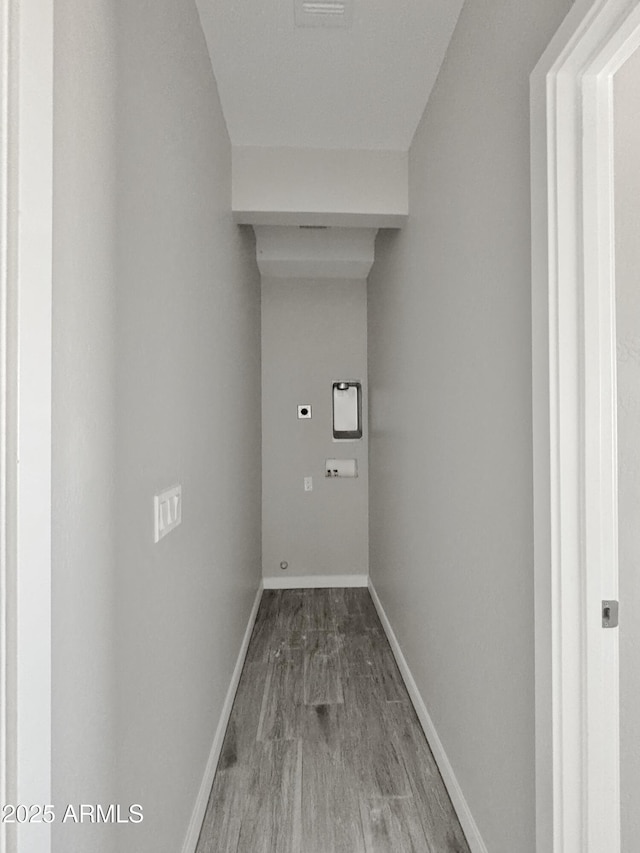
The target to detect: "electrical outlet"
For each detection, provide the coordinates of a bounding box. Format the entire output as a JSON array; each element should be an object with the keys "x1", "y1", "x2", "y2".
[{"x1": 304, "y1": 476, "x2": 313, "y2": 492}]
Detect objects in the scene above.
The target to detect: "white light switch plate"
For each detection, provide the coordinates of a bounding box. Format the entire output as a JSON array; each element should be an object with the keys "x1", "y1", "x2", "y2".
[{"x1": 154, "y1": 484, "x2": 182, "y2": 543}]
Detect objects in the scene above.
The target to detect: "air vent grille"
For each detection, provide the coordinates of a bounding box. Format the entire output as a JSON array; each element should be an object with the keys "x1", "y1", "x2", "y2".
[
  {"x1": 295, "y1": 0, "x2": 352, "y2": 28},
  {"x1": 304, "y1": 2, "x2": 345, "y2": 14}
]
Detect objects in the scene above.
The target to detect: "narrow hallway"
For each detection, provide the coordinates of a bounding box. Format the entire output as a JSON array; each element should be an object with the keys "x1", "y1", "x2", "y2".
[
  {"x1": 196, "y1": 589, "x2": 470, "y2": 853},
  {"x1": 32, "y1": 0, "x2": 576, "y2": 849}
]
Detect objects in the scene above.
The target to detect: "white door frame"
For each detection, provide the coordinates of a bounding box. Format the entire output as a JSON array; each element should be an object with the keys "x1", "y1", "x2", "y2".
[
  {"x1": 0, "y1": 1, "x2": 16, "y2": 849},
  {"x1": 532, "y1": 1, "x2": 640, "y2": 851},
  {"x1": 1, "y1": 1, "x2": 53, "y2": 851}
]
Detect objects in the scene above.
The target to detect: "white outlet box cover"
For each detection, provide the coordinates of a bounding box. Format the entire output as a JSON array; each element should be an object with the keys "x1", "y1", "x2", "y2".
[
  {"x1": 154, "y1": 484, "x2": 182, "y2": 543},
  {"x1": 325, "y1": 458, "x2": 358, "y2": 478}
]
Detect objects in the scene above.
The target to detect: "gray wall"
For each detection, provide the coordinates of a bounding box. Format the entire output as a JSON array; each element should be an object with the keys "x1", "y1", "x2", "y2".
[
  {"x1": 367, "y1": 0, "x2": 571, "y2": 849},
  {"x1": 53, "y1": 1, "x2": 262, "y2": 851},
  {"x1": 615, "y1": 46, "x2": 640, "y2": 853},
  {"x1": 114, "y1": 1, "x2": 262, "y2": 851},
  {"x1": 52, "y1": 2, "x2": 118, "y2": 851},
  {"x1": 262, "y1": 278, "x2": 368, "y2": 580}
]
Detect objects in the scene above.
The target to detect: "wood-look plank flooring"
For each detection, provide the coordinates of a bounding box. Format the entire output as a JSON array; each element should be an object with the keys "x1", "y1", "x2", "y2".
[{"x1": 195, "y1": 588, "x2": 471, "y2": 853}]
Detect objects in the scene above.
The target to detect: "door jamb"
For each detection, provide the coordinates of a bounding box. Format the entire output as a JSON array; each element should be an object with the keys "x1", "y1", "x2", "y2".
[
  {"x1": 1, "y1": 1, "x2": 53, "y2": 851},
  {"x1": 0, "y1": 0, "x2": 17, "y2": 844},
  {"x1": 532, "y1": 1, "x2": 640, "y2": 851}
]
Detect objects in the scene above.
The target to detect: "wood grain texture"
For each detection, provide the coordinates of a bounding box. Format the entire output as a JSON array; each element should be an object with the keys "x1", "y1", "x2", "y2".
[
  {"x1": 257, "y1": 650, "x2": 304, "y2": 742},
  {"x1": 235, "y1": 740, "x2": 302, "y2": 853},
  {"x1": 360, "y1": 796, "x2": 432, "y2": 853},
  {"x1": 303, "y1": 630, "x2": 344, "y2": 706},
  {"x1": 195, "y1": 588, "x2": 471, "y2": 853},
  {"x1": 301, "y1": 736, "x2": 366, "y2": 853}
]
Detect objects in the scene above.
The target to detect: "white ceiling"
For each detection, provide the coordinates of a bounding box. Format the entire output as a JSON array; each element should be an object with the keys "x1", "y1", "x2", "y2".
[{"x1": 196, "y1": 0, "x2": 464, "y2": 151}]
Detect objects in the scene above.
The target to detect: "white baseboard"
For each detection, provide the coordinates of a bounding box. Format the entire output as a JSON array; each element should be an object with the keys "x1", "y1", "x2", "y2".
[
  {"x1": 368, "y1": 580, "x2": 488, "y2": 853},
  {"x1": 181, "y1": 581, "x2": 264, "y2": 853},
  {"x1": 263, "y1": 573, "x2": 368, "y2": 589}
]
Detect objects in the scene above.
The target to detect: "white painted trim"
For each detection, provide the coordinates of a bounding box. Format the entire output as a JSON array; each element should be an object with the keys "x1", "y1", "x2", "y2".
[
  {"x1": 181, "y1": 581, "x2": 264, "y2": 853},
  {"x1": 7, "y1": 2, "x2": 54, "y2": 852},
  {"x1": 367, "y1": 580, "x2": 487, "y2": 853},
  {"x1": 262, "y1": 574, "x2": 368, "y2": 589},
  {"x1": 532, "y1": 1, "x2": 640, "y2": 850},
  {"x1": 0, "y1": 2, "x2": 17, "y2": 852},
  {"x1": 233, "y1": 210, "x2": 407, "y2": 229}
]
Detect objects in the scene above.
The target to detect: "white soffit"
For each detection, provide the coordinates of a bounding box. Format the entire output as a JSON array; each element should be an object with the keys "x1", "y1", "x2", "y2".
[
  {"x1": 195, "y1": 0, "x2": 464, "y2": 151},
  {"x1": 232, "y1": 147, "x2": 408, "y2": 227},
  {"x1": 254, "y1": 226, "x2": 377, "y2": 279}
]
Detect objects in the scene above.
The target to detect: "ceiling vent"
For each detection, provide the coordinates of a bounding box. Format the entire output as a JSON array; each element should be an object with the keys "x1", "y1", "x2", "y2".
[{"x1": 295, "y1": 0, "x2": 353, "y2": 29}]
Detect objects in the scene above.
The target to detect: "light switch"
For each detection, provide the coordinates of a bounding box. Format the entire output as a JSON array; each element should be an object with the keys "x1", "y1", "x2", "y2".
[{"x1": 154, "y1": 484, "x2": 182, "y2": 543}]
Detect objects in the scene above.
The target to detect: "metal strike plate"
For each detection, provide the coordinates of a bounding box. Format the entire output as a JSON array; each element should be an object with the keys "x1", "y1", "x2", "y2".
[{"x1": 602, "y1": 600, "x2": 619, "y2": 628}]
